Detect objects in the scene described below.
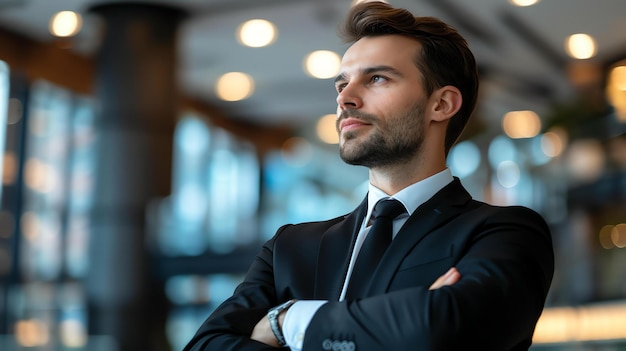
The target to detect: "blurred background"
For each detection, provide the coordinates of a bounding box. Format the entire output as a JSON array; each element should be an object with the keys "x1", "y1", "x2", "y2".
[{"x1": 0, "y1": 0, "x2": 625, "y2": 350}]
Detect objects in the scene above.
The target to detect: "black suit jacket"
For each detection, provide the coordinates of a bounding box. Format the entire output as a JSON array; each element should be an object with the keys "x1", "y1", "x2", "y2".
[{"x1": 184, "y1": 179, "x2": 554, "y2": 350}]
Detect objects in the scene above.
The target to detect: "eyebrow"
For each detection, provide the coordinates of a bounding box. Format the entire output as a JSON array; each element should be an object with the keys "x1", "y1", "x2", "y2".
[{"x1": 334, "y1": 65, "x2": 403, "y2": 84}]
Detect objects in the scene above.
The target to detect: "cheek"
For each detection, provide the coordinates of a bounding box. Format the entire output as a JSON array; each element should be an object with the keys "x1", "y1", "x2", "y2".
[{"x1": 382, "y1": 93, "x2": 421, "y2": 114}]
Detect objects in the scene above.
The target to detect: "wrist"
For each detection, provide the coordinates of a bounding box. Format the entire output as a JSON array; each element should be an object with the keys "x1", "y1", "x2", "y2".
[{"x1": 267, "y1": 299, "x2": 297, "y2": 346}]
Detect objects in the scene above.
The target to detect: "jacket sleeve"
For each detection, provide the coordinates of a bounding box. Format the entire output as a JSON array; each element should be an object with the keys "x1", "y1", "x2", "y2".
[
  {"x1": 302, "y1": 206, "x2": 554, "y2": 351},
  {"x1": 183, "y1": 228, "x2": 287, "y2": 351}
]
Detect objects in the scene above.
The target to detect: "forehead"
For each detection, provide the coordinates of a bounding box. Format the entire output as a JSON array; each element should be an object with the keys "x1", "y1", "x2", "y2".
[{"x1": 341, "y1": 35, "x2": 422, "y2": 71}]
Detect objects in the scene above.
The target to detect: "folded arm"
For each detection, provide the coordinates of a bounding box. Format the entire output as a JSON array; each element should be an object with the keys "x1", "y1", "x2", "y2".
[
  {"x1": 249, "y1": 267, "x2": 461, "y2": 347},
  {"x1": 302, "y1": 206, "x2": 554, "y2": 350},
  {"x1": 185, "y1": 206, "x2": 553, "y2": 351}
]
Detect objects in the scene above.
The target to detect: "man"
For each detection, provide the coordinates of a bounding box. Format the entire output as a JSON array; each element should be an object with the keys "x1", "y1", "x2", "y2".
[{"x1": 184, "y1": 2, "x2": 554, "y2": 350}]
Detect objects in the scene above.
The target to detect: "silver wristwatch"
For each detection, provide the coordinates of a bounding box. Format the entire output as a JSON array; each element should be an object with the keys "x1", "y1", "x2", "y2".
[{"x1": 267, "y1": 299, "x2": 297, "y2": 346}]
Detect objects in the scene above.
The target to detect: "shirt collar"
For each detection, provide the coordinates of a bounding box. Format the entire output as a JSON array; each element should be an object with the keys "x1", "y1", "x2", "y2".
[{"x1": 366, "y1": 168, "x2": 454, "y2": 218}]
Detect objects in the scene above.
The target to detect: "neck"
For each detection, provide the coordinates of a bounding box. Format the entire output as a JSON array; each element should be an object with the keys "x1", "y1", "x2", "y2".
[
  {"x1": 368, "y1": 123, "x2": 449, "y2": 195},
  {"x1": 369, "y1": 155, "x2": 447, "y2": 195}
]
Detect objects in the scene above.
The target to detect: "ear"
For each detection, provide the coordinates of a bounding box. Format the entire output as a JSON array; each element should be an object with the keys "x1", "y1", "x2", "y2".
[{"x1": 429, "y1": 86, "x2": 462, "y2": 122}]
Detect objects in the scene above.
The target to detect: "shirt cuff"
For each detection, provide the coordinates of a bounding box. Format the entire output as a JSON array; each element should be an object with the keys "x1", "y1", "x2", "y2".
[{"x1": 282, "y1": 300, "x2": 327, "y2": 351}]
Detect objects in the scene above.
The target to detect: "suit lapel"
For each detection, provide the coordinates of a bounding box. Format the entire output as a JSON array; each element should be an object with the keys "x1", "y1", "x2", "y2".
[
  {"x1": 314, "y1": 197, "x2": 368, "y2": 300},
  {"x1": 368, "y1": 179, "x2": 473, "y2": 296}
]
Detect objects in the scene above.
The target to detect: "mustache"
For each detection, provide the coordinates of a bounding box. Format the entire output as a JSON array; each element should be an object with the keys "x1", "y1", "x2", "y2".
[{"x1": 336, "y1": 110, "x2": 378, "y2": 126}]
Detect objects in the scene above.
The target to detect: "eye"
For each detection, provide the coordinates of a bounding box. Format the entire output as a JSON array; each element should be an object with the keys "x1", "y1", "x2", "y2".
[
  {"x1": 336, "y1": 82, "x2": 347, "y2": 93},
  {"x1": 370, "y1": 75, "x2": 388, "y2": 84}
]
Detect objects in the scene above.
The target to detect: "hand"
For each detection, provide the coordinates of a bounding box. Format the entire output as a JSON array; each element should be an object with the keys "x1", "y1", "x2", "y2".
[
  {"x1": 251, "y1": 309, "x2": 287, "y2": 347},
  {"x1": 251, "y1": 315, "x2": 280, "y2": 347},
  {"x1": 429, "y1": 267, "x2": 460, "y2": 290}
]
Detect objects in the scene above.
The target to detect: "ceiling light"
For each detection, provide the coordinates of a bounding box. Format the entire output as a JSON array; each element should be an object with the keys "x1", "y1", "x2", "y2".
[
  {"x1": 304, "y1": 50, "x2": 341, "y2": 79},
  {"x1": 508, "y1": 0, "x2": 540, "y2": 6},
  {"x1": 237, "y1": 19, "x2": 277, "y2": 48},
  {"x1": 49, "y1": 11, "x2": 82, "y2": 38},
  {"x1": 215, "y1": 72, "x2": 255, "y2": 101},
  {"x1": 565, "y1": 33, "x2": 597, "y2": 60}
]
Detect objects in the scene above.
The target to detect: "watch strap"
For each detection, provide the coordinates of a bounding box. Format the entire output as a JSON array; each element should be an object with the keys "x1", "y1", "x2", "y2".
[{"x1": 267, "y1": 299, "x2": 297, "y2": 346}]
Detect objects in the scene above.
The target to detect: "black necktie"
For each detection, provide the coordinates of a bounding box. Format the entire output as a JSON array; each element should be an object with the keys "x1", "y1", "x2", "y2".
[{"x1": 346, "y1": 199, "x2": 406, "y2": 299}]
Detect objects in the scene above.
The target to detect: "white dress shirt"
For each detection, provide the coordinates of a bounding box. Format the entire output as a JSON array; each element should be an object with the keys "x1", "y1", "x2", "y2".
[{"x1": 282, "y1": 169, "x2": 454, "y2": 350}]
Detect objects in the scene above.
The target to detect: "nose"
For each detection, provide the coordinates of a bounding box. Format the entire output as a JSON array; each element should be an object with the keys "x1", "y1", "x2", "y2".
[{"x1": 336, "y1": 84, "x2": 363, "y2": 111}]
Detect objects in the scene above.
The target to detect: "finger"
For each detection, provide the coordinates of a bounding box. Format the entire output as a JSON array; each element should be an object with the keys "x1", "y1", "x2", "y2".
[
  {"x1": 429, "y1": 268, "x2": 456, "y2": 290},
  {"x1": 429, "y1": 267, "x2": 460, "y2": 290}
]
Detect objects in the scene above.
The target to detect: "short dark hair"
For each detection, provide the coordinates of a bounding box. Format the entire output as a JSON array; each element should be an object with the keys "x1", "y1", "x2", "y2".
[{"x1": 339, "y1": 1, "x2": 479, "y2": 155}]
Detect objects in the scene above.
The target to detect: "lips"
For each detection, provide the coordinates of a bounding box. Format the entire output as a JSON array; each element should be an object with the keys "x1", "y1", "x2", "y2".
[{"x1": 339, "y1": 117, "x2": 370, "y2": 132}]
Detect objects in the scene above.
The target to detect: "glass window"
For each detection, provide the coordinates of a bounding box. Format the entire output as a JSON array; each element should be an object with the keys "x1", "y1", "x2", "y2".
[
  {"x1": 3, "y1": 79, "x2": 96, "y2": 350},
  {"x1": 156, "y1": 114, "x2": 261, "y2": 256}
]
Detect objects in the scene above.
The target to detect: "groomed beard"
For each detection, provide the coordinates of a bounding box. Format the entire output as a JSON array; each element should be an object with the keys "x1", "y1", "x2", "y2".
[{"x1": 338, "y1": 102, "x2": 425, "y2": 168}]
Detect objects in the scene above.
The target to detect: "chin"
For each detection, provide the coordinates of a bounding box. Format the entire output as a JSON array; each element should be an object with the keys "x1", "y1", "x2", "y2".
[{"x1": 338, "y1": 137, "x2": 357, "y2": 152}]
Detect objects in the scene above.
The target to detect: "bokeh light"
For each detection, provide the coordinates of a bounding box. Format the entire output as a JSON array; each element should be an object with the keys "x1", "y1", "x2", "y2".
[
  {"x1": 304, "y1": 50, "x2": 341, "y2": 79},
  {"x1": 215, "y1": 72, "x2": 255, "y2": 101},
  {"x1": 49, "y1": 11, "x2": 82, "y2": 38},
  {"x1": 237, "y1": 19, "x2": 277, "y2": 48},
  {"x1": 566, "y1": 33, "x2": 597, "y2": 60}
]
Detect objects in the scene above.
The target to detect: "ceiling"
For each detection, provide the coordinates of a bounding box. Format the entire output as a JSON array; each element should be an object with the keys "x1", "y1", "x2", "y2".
[{"x1": 0, "y1": 0, "x2": 625, "y2": 143}]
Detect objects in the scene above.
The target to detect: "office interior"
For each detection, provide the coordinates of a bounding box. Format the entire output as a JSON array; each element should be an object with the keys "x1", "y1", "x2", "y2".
[{"x1": 0, "y1": 0, "x2": 625, "y2": 350}]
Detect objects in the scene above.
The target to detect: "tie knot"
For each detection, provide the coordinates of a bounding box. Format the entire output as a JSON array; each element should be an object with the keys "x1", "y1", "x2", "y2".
[{"x1": 371, "y1": 199, "x2": 406, "y2": 221}]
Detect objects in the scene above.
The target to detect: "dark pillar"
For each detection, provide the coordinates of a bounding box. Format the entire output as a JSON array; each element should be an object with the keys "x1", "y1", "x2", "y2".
[{"x1": 86, "y1": 4, "x2": 186, "y2": 351}]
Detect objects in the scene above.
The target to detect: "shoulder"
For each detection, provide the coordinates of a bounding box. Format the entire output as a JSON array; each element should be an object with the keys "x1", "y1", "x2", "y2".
[
  {"x1": 463, "y1": 200, "x2": 551, "y2": 239},
  {"x1": 473, "y1": 201, "x2": 547, "y2": 222},
  {"x1": 275, "y1": 214, "x2": 349, "y2": 239}
]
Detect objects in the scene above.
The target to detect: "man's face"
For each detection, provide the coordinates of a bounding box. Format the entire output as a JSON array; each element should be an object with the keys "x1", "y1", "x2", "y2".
[{"x1": 334, "y1": 35, "x2": 429, "y2": 168}]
